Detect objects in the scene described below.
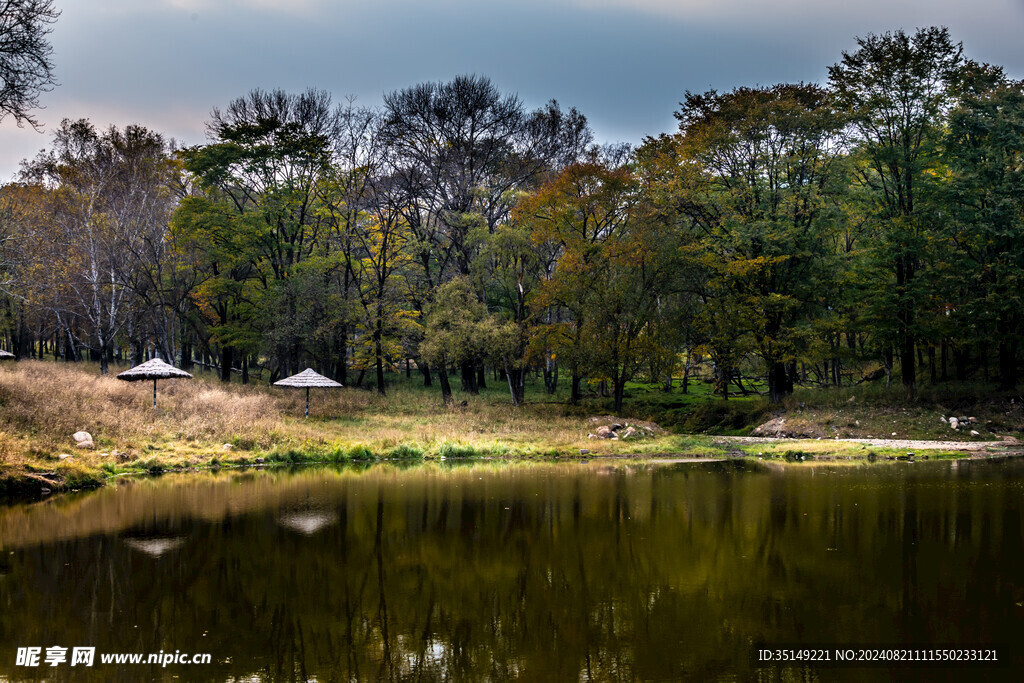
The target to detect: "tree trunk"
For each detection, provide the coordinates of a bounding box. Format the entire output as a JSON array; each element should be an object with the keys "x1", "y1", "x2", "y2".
[
  {"x1": 65, "y1": 327, "x2": 78, "y2": 362},
  {"x1": 476, "y1": 365, "x2": 486, "y2": 390},
  {"x1": 334, "y1": 330, "x2": 348, "y2": 385},
  {"x1": 438, "y1": 365, "x2": 452, "y2": 404},
  {"x1": 681, "y1": 350, "x2": 691, "y2": 395},
  {"x1": 941, "y1": 340, "x2": 948, "y2": 381},
  {"x1": 14, "y1": 305, "x2": 28, "y2": 358},
  {"x1": 896, "y1": 254, "x2": 916, "y2": 391},
  {"x1": 505, "y1": 365, "x2": 525, "y2": 406},
  {"x1": 570, "y1": 367, "x2": 581, "y2": 405},
  {"x1": 132, "y1": 340, "x2": 144, "y2": 367},
  {"x1": 180, "y1": 338, "x2": 193, "y2": 371},
  {"x1": 613, "y1": 376, "x2": 626, "y2": 413},
  {"x1": 220, "y1": 346, "x2": 233, "y2": 383},
  {"x1": 460, "y1": 362, "x2": 478, "y2": 394},
  {"x1": 98, "y1": 336, "x2": 109, "y2": 375},
  {"x1": 420, "y1": 362, "x2": 433, "y2": 387},
  {"x1": 375, "y1": 348, "x2": 386, "y2": 396},
  {"x1": 373, "y1": 297, "x2": 387, "y2": 395},
  {"x1": 767, "y1": 361, "x2": 793, "y2": 404},
  {"x1": 543, "y1": 354, "x2": 558, "y2": 395}
]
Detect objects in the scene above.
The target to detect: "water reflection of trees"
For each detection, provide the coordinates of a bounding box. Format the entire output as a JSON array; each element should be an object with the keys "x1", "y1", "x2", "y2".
[{"x1": 0, "y1": 461, "x2": 1021, "y2": 681}]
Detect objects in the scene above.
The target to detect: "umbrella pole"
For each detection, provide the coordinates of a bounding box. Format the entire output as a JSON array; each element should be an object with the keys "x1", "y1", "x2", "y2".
[
  {"x1": 305, "y1": 387, "x2": 310, "y2": 419},
  {"x1": 153, "y1": 379, "x2": 157, "y2": 409}
]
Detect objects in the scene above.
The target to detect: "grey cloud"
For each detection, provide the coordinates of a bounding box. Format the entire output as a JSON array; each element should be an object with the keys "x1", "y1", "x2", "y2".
[{"x1": 1, "y1": 0, "x2": 1022, "y2": 180}]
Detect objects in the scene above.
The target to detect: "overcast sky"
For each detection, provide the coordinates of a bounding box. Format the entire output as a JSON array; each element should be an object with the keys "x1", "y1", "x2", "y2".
[{"x1": 1, "y1": 0, "x2": 1023, "y2": 180}]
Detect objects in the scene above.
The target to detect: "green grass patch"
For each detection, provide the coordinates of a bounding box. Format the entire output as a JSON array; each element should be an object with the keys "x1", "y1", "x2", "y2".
[
  {"x1": 347, "y1": 444, "x2": 374, "y2": 460},
  {"x1": 436, "y1": 441, "x2": 486, "y2": 458},
  {"x1": 387, "y1": 443, "x2": 425, "y2": 459}
]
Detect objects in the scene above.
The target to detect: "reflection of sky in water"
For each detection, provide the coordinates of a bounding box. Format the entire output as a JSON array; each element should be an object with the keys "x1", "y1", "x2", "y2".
[
  {"x1": 278, "y1": 510, "x2": 338, "y2": 535},
  {"x1": 122, "y1": 536, "x2": 186, "y2": 557}
]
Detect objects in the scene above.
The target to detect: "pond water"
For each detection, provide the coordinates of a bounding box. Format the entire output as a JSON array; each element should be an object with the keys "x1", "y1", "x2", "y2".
[{"x1": 0, "y1": 458, "x2": 1022, "y2": 681}]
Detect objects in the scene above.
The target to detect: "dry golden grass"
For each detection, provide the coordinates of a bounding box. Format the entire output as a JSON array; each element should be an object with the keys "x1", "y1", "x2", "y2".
[
  {"x1": 0, "y1": 361, "x2": 284, "y2": 451},
  {"x1": 0, "y1": 361, "x2": 693, "y2": 491}
]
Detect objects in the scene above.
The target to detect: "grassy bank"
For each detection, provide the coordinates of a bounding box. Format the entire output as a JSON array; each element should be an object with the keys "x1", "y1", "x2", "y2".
[
  {"x1": 0, "y1": 361, "x2": 724, "y2": 494},
  {"x1": 2, "y1": 361, "x2": 1021, "y2": 495}
]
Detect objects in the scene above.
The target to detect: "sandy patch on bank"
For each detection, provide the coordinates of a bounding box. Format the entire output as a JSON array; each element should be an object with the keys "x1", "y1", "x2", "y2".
[{"x1": 717, "y1": 434, "x2": 1020, "y2": 452}]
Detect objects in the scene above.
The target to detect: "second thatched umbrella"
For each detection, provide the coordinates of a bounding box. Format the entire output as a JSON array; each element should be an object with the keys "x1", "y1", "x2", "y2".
[
  {"x1": 116, "y1": 358, "x2": 193, "y2": 408},
  {"x1": 274, "y1": 368, "x2": 342, "y2": 418}
]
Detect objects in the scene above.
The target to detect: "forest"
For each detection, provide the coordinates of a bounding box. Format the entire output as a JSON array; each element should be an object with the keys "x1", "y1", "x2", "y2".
[{"x1": 1, "y1": 26, "x2": 1022, "y2": 413}]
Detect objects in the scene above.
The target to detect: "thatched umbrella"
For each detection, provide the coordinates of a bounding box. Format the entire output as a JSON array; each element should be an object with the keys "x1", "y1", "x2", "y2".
[
  {"x1": 274, "y1": 368, "x2": 342, "y2": 418},
  {"x1": 116, "y1": 358, "x2": 193, "y2": 408}
]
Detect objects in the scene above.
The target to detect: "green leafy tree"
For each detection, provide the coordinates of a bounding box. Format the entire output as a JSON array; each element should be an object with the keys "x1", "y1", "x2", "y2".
[
  {"x1": 526, "y1": 155, "x2": 683, "y2": 411},
  {"x1": 475, "y1": 208, "x2": 558, "y2": 405},
  {"x1": 170, "y1": 194, "x2": 260, "y2": 379},
  {"x1": 180, "y1": 89, "x2": 340, "y2": 379},
  {"x1": 420, "y1": 277, "x2": 513, "y2": 404},
  {"x1": 348, "y1": 175, "x2": 420, "y2": 396},
  {"x1": 940, "y1": 82, "x2": 1024, "y2": 388},
  {"x1": 661, "y1": 84, "x2": 845, "y2": 402},
  {"x1": 828, "y1": 27, "x2": 1003, "y2": 391}
]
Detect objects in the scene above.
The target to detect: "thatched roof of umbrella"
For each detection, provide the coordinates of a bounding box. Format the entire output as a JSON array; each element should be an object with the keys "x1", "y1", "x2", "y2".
[
  {"x1": 116, "y1": 358, "x2": 193, "y2": 381},
  {"x1": 116, "y1": 358, "x2": 193, "y2": 408},
  {"x1": 274, "y1": 368, "x2": 342, "y2": 418},
  {"x1": 274, "y1": 368, "x2": 343, "y2": 388},
  {"x1": 0, "y1": 349, "x2": 15, "y2": 360}
]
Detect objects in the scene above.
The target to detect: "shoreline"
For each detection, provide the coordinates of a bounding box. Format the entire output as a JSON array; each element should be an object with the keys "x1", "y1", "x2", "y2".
[{"x1": 3, "y1": 437, "x2": 1020, "y2": 502}]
